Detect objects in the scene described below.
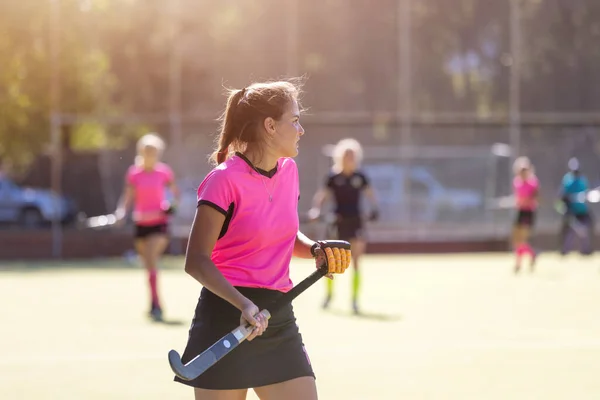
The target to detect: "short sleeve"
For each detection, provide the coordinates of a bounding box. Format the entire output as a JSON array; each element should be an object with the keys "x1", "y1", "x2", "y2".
[
  {"x1": 512, "y1": 177, "x2": 519, "y2": 192},
  {"x1": 325, "y1": 173, "x2": 335, "y2": 189},
  {"x1": 161, "y1": 163, "x2": 175, "y2": 184},
  {"x1": 125, "y1": 166, "x2": 137, "y2": 186},
  {"x1": 360, "y1": 172, "x2": 370, "y2": 189},
  {"x1": 197, "y1": 169, "x2": 234, "y2": 216},
  {"x1": 529, "y1": 176, "x2": 539, "y2": 190},
  {"x1": 583, "y1": 177, "x2": 590, "y2": 190}
]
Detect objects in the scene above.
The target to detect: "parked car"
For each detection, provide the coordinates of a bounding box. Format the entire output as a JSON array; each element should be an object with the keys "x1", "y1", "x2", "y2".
[
  {"x1": 0, "y1": 177, "x2": 78, "y2": 228},
  {"x1": 361, "y1": 164, "x2": 484, "y2": 224}
]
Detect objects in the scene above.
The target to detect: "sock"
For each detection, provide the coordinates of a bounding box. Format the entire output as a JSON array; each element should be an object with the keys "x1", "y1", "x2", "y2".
[
  {"x1": 515, "y1": 244, "x2": 526, "y2": 265},
  {"x1": 523, "y1": 243, "x2": 534, "y2": 257},
  {"x1": 148, "y1": 269, "x2": 160, "y2": 308},
  {"x1": 352, "y1": 269, "x2": 360, "y2": 303}
]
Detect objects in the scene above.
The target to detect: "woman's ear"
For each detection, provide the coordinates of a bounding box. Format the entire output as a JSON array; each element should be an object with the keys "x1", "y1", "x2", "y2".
[{"x1": 263, "y1": 117, "x2": 276, "y2": 136}]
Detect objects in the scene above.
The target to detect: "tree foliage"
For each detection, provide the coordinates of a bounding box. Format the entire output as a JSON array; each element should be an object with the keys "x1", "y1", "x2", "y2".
[{"x1": 2, "y1": 0, "x2": 600, "y2": 171}]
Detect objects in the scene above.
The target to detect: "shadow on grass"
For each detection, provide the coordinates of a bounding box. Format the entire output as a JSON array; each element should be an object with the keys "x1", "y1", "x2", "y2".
[
  {"x1": 151, "y1": 318, "x2": 186, "y2": 327},
  {"x1": 325, "y1": 308, "x2": 402, "y2": 322}
]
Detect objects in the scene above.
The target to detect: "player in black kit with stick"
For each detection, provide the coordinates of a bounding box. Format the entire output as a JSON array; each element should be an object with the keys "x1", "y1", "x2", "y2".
[{"x1": 309, "y1": 138, "x2": 379, "y2": 314}]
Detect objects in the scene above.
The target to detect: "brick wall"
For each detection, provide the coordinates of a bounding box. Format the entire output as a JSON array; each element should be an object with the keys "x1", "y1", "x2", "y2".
[{"x1": 0, "y1": 229, "x2": 135, "y2": 260}]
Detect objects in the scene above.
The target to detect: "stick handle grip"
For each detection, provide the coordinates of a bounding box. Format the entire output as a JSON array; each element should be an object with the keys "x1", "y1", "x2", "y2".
[{"x1": 235, "y1": 309, "x2": 272, "y2": 339}]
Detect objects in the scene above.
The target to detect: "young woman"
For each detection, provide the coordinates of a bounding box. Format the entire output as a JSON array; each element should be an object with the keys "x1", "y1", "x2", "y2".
[
  {"x1": 174, "y1": 80, "x2": 352, "y2": 399},
  {"x1": 308, "y1": 138, "x2": 379, "y2": 314},
  {"x1": 512, "y1": 156, "x2": 539, "y2": 273},
  {"x1": 116, "y1": 133, "x2": 180, "y2": 321}
]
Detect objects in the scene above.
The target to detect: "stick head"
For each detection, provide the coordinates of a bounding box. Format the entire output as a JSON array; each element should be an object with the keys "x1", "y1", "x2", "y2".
[{"x1": 168, "y1": 350, "x2": 191, "y2": 380}]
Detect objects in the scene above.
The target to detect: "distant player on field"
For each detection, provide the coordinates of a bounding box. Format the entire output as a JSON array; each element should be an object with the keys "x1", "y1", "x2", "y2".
[
  {"x1": 116, "y1": 133, "x2": 180, "y2": 321},
  {"x1": 309, "y1": 138, "x2": 379, "y2": 314},
  {"x1": 512, "y1": 156, "x2": 539, "y2": 273},
  {"x1": 558, "y1": 158, "x2": 594, "y2": 256}
]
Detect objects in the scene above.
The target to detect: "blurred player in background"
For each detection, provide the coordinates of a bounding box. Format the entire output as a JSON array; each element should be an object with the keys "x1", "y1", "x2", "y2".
[
  {"x1": 512, "y1": 156, "x2": 539, "y2": 274},
  {"x1": 557, "y1": 158, "x2": 594, "y2": 256},
  {"x1": 309, "y1": 138, "x2": 379, "y2": 314},
  {"x1": 116, "y1": 133, "x2": 180, "y2": 321}
]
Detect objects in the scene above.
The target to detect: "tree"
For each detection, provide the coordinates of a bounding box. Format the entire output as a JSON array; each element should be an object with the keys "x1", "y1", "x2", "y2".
[{"x1": 0, "y1": 0, "x2": 116, "y2": 172}]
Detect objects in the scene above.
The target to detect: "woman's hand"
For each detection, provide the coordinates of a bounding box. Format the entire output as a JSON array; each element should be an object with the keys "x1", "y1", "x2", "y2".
[
  {"x1": 114, "y1": 208, "x2": 127, "y2": 227},
  {"x1": 314, "y1": 249, "x2": 334, "y2": 279},
  {"x1": 311, "y1": 240, "x2": 352, "y2": 279},
  {"x1": 239, "y1": 300, "x2": 269, "y2": 341}
]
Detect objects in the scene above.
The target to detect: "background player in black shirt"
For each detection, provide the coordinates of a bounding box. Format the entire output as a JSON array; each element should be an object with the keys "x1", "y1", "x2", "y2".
[{"x1": 308, "y1": 138, "x2": 379, "y2": 314}]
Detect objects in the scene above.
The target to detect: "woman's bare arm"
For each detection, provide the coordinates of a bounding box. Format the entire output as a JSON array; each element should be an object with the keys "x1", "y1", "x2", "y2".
[
  {"x1": 115, "y1": 183, "x2": 134, "y2": 219},
  {"x1": 293, "y1": 231, "x2": 316, "y2": 259},
  {"x1": 184, "y1": 205, "x2": 251, "y2": 311}
]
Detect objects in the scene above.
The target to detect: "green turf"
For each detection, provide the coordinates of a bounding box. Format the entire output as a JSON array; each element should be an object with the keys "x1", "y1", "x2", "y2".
[{"x1": 2, "y1": 253, "x2": 600, "y2": 399}]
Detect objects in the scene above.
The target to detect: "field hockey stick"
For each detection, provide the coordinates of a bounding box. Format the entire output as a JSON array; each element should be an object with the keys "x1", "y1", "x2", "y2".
[
  {"x1": 586, "y1": 187, "x2": 600, "y2": 203},
  {"x1": 77, "y1": 212, "x2": 119, "y2": 230},
  {"x1": 485, "y1": 195, "x2": 515, "y2": 210},
  {"x1": 81, "y1": 202, "x2": 177, "y2": 230},
  {"x1": 168, "y1": 241, "x2": 348, "y2": 381},
  {"x1": 168, "y1": 263, "x2": 328, "y2": 381}
]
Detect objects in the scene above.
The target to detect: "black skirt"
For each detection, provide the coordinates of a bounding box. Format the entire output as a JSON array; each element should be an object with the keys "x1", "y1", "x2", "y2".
[
  {"x1": 328, "y1": 215, "x2": 364, "y2": 241},
  {"x1": 134, "y1": 223, "x2": 168, "y2": 239},
  {"x1": 174, "y1": 286, "x2": 315, "y2": 390},
  {"x1": 514, "y1": 210, "x2": 536, "y2": 227}
]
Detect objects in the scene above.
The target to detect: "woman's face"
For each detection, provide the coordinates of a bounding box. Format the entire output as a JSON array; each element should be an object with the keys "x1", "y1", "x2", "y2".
[
  {"x1": 342, "y1": 149, "x2": 357, "y2": 171},
  {"x1": 270, "y1": 99, "x2": 304, "y2": 158},
  {"x1": 141, "y1": 145, "x2": 159, "y2": 165},
  {"x1": 518, "y1": 167, "x2": 529, "y2": 179}
]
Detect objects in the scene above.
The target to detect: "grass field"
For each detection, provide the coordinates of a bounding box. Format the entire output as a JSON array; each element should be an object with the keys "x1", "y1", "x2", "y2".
[{"x1": 2, "y1": 252, "x2": 600, "y2": 399}]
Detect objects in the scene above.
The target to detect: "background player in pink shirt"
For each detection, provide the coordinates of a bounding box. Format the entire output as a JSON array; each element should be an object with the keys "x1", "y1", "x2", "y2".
[
  {"x1": 173, "y1": 80, "x2": 352, "y2": 399},
  {"x1": 512, "y1": 156, "x2": 539, "y2": 273},
  {"x1": 116, "y1": 133, "x2": 180, "y2": 320}
]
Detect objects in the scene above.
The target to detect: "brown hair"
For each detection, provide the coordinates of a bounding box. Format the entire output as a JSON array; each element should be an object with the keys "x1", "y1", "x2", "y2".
[{"x1": 211, "y1": 79, "x2": 304, "y2": 165}]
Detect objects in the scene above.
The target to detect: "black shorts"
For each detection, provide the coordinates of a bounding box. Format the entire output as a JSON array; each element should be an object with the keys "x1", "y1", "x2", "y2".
[
  {"x1": 134, "y1": 223, "x2": 168, "y2": 239},
  {"x1": 174, "y1": 287, "x2": 314, "y2": 390},
  {"x1": 514, "y1": 210, "x2": 535, "y2": 227},
  {"x1": 328, "y1": 215, "x2": 364, "y2": 242}
]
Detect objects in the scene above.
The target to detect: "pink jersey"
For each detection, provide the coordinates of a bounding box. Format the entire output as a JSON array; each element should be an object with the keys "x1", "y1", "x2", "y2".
[
  {"x1": 513, "y1": 175, "x2": 539, "y2": 211},
  {"x1": 126, "y1": 162, "x2": 174, "y2": 226},
  {"x1": 197, "y1": 153, "x2": 300, "y2": 292}
]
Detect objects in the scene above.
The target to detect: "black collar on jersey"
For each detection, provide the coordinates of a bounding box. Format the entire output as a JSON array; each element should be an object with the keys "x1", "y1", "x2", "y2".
[
  {"x1": 332, "y1": 170, "x2": 360, "y2": 178},
  {"x1": 235, "y1": 152, "x2": 278, "y2": 178}
]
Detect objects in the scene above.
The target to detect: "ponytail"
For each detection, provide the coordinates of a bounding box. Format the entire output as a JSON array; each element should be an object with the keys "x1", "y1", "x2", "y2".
[
  {"x1": 216, "y1": 147, "x2": 229, "y2": 165},
  {"x1": 211, "y1": 88, "x2": 246, "y2": 165}
]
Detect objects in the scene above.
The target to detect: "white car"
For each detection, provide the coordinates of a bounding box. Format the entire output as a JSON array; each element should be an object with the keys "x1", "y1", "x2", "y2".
[
  {"x1": 0, "y1": 177, "x2": 77, "y2": 228},
  {"x1": 362, "y1": 164, "x2": 484, "y2": 224}
]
